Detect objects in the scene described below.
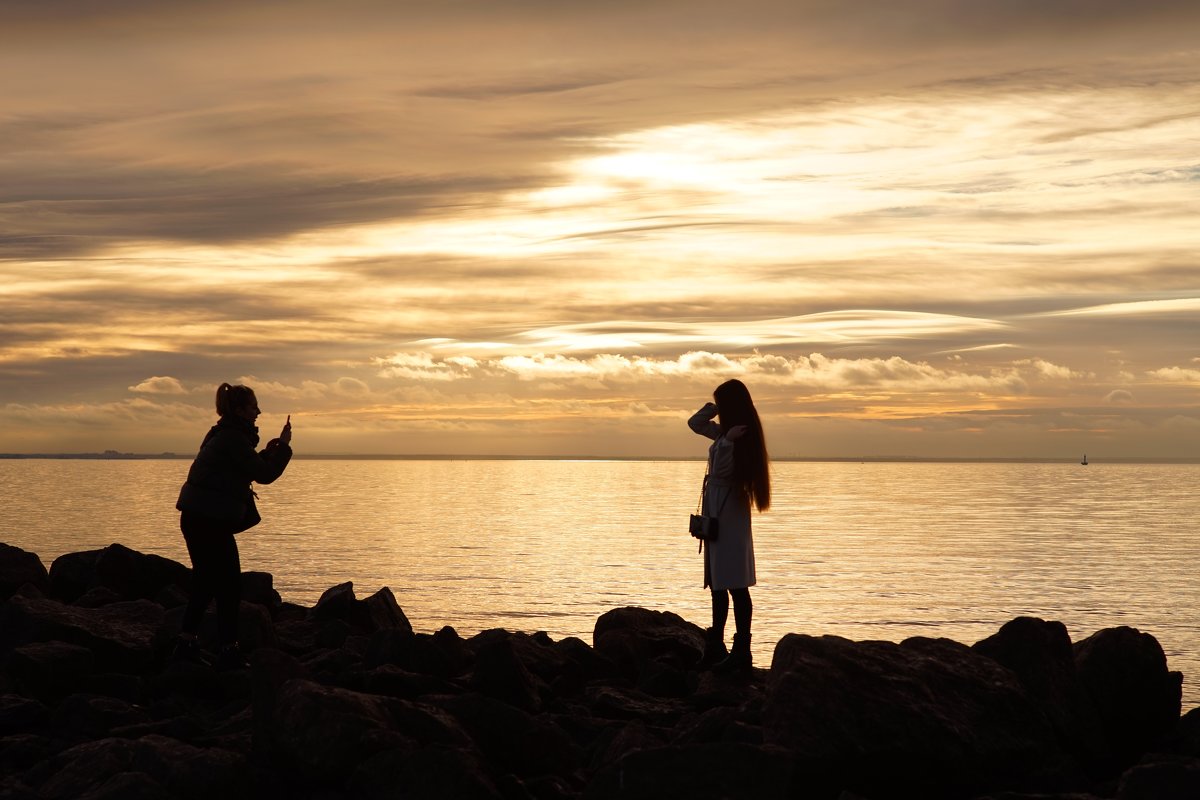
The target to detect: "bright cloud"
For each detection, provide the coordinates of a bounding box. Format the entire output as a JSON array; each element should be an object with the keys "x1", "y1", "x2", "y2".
[{"x1": 3, "y1": 2, "x2": 1199, "y2": 457}]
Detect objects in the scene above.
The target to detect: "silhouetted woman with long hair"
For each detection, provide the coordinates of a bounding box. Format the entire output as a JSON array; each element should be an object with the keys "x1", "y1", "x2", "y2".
[
  {"x1": 688, "y1": 379, "x2": 770, "y2": 672},
  {"x1": 173, "y1": 383, "x2": 292, "y2": 669}
]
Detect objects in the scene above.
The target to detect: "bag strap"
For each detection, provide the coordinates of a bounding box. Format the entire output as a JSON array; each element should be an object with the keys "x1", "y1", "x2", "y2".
[{"x1": 696, "y1": 439, "x2": 733, "y2": 517}]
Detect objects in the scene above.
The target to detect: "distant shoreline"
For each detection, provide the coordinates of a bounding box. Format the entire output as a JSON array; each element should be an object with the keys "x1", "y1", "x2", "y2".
[{"x1": 1, "y1": 452, "x2": 1197, "y2": 464}]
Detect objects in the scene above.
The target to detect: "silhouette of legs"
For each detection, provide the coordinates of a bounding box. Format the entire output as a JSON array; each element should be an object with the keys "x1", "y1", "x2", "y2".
[
  {"x1": 730, "y1": 587, "x2": 752, "y2": 640},
  {"x1": 713, "y1": 588, "x2": 753, "y2": 673},
  {"x1": 180, "y1": 511, "x2": 242, "y2": 647},
  {"x1": 711, "y1": 588, "x2": 730, "y2": 637}
]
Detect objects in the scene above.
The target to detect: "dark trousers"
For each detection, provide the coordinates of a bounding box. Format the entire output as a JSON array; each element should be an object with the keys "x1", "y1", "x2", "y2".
[{"x1": 180, "y1": 511, "x2": 241, "y2": 646}]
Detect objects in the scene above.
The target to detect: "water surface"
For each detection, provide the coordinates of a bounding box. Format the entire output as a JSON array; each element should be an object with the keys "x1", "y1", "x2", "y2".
[{"x1": 2, "y1": 459, "x2": 1197, "y2": 704}]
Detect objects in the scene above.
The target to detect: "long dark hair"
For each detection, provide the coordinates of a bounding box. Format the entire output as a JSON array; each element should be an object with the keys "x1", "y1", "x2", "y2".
[{"x1": 713, "y1": 379, "x2": 770, "y2": 512}]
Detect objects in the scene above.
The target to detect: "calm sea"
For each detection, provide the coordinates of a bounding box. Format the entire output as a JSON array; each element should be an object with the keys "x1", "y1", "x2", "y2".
[{"x1": 2, "y1": 459, "x2": 1198, "y2": 706}]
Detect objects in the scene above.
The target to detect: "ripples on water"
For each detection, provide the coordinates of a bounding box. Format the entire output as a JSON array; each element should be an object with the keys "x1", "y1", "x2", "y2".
[{"x1": 3, "y1": 459, "x2": 1198, "y2": 704}]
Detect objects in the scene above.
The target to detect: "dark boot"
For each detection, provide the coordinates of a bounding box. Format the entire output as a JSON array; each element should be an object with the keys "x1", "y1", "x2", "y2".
[
  {"x1": 713, "y1": 632, "x2": 752, "y2": 674},
  {"x1": 698, "y1": 627, "x2": 728, "y2": 669}
]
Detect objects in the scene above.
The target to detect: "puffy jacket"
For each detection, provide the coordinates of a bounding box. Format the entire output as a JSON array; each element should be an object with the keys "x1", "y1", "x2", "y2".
[{"x1": 176, "y1": 416, "x2": 292, "y2": 532}]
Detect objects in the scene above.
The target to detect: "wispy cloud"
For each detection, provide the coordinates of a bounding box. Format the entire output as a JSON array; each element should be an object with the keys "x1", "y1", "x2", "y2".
[{"x1": 3, "y1": 1, "x2": 1199, "y2": 456}]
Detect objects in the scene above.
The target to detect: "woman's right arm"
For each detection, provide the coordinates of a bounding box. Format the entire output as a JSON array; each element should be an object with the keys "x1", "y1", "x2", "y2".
[
  {"x1": 216, "y1": 430, "x2": 292, "y2": 484},
  {"x1": 688, "y1": 402, "x2": 721, "y2": 440}
]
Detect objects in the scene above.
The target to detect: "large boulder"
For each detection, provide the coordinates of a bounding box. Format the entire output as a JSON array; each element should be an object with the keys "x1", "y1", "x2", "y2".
[
  {"x1": 0, "y1": 595, "x2": 163, "y2": 673},
  {"x1": 468, "y1": 635, "x2": 543, "y2": 712},
  {"x1": 4, "y1": 640, "x2": 95, "y2": 702},
  {"x1": 265, "y1": 678, "x2": 473, "y2": 782},
  {"x1": 18, "y1": 734, "x2": 247, "y2": 800},
  {"x1": 1073, "y1": 626, "x2": 1182, "y2": 769},
  {"x1": 0, "y1": 543, "x2": 50, "y2": 600},
  {"x1": 48, "y1": 544, "x2": 189, "y2": 603},
  {"x1": 764, "y1": 633, "x2": 1077, "y2": 798},
  {"x1": 312, "y1": 582, "x2": 413, "y2": 635},
  {"x1": 593, "y1": 607, "x2": 705, "y2": 680},
  {"x1": 974, "y1": 617, "x2": 1108, "y2": 773},
  {"x1": 433, "y1": 692, "x2": 580, "y2": 780},
  {"x1": 1116, "y1": 754, "x2": 1200, "y2": 800}
]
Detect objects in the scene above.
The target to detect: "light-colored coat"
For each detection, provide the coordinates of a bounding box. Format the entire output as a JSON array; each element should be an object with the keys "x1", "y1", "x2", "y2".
[{"x1": 689, "y1": 403, "x2": 756, "y2": 591}]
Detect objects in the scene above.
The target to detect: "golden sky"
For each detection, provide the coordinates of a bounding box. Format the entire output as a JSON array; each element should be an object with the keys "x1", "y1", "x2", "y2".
[{"x1": 2, "y1": 0, "x2": 1199, "y2": 457}]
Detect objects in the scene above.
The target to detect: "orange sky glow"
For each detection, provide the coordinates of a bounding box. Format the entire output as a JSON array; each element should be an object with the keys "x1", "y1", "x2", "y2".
[{"x1": 2, "y1": 1, "x2": 1198, "y2": 458}]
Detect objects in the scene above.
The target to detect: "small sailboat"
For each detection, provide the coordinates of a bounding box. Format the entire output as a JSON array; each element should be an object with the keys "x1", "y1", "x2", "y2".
[{"x1": 1081, "y1": 454, "x2": 1088, "y2": 465}]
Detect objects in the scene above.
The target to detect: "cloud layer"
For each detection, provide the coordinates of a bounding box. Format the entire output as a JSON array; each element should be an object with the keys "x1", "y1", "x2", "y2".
[{"x1": 2, "y1": 1, "x2": 1198, "y2": 457}]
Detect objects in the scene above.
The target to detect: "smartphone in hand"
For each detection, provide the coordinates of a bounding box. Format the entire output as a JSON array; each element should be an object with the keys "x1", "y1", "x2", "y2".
[{"x1": 281, "y1": 414, "x2": 292, "y2": 445}]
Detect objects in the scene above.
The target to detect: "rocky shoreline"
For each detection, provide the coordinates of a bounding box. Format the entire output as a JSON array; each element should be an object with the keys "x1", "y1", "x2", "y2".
[{"x1": 2, "y1": 541, "x2": 1199, "y2": 799}]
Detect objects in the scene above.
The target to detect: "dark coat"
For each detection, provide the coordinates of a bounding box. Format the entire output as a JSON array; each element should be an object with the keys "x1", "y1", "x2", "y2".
[{"x1": 176, "y1": 416, "x2": 292, "y2": 532}]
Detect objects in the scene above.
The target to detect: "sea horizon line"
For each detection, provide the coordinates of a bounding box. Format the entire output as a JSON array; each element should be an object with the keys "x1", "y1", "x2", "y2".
[{"x1": 2, "y1": 452, "x2": 1197, "y2": 464}]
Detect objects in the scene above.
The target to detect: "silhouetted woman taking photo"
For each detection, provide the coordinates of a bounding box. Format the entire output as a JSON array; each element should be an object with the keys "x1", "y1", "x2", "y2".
[
  {"x1": 174, "y1": 383, "x2": 292, "y2": 669},
  {"x1": 688, "y1": 379, "x2": 770, "y2": 672}
]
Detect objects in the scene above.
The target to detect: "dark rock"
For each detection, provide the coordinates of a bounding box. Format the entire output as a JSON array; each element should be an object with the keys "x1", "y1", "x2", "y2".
[
  {"x1": 691, "y1": 669, "x2": 766, "y2": 712},
  {"x1": 359, "y1": 586, "x2": 412, "y2": 633},
  {"x1": 1168, "y1": 706, "x2": 1200, "y2": 757},
  {"x1": 48, "y1": 544, "x2": 189, "y2": 604},
  {"x1": 586, "y1": 742, "x2": 794, "y2": 800},
  {"x1": 0, "y1": 733, "x2": 53, "y2": 773},
  {"x1": 1116, "y1": 753, "x2": 1200, "y2": 800},
  {"x1": 312, "y1": 581, "x2": 414, "y2": 635},
  {"x1": 5, "y1": 641, "x2": 95, "y2": 702},
  {"x1": 46, "y1": 549, "x2": 100, "y2": 602},
  {"x1": 974, "y1": 617, "x2": 1108, "y2": 772},
  {"x1": 367, "y1": 629, "x2": 463, "y2": 678},
  {"x1": 311, "y1": 581, "x2": 357, "y2": 621},
  {"x1": 635, "y1": 659, "x2": 693, "y2": 698},
  {"x1": 0, "y1": 543, "x2": 50, "y2": 600},
  {"x1": 0, "y1": 596, "x2": 162, "y2": 673},
  {"x1": 764, "y1": 633, "x2": 1077, "y2": 798},
  {"x1": 81, "y1": 672, "x2": 144, "y2": 703},
  {"x1": 469, "y1": 635, "x2": 543, "y2": 712},
  {"x1": 349, "y1": 745, "x2": 503, "y2": 800},
  {"x1": 68, "y1": 771, "x2": 172, "y2": 800},
  {"x1": 362, "y1": 664, "x2": 460, "y2": 700},
  {"x1": 273, "y1": 617, "x2": 322, "y2": 654},
  {"x1": 249, "y1": 647, "x2": 309, "y2": 753},
  {"x1": 152, "y1": 583, "x2": 188, "y2": 609},
  {"x1": 239, "y1": 571, "x2": 280, "y2": 608},
  {"x1": 673, "y1": 705, "x2": 762, "y2": 746},
  {"x1": 587, "y1": 720, "x2": 668, "y2": 772},
  {"x1": 20, "y1": 735, "x2": 247, "y2": 800},
  {"x1": 593, "y1": 607, "x2": 705, "y2": 680},
  {"x1": 315, "y1": 617, "x2": 352, "y2": 648},
  {"x1": 433, "y1": 692, "x2": 580, "y2": 779},
  {"x1": 72, "y1": 586, "x2": 125, "y2": 608},
  {"x1": 552, "y1": 636, "x2": 620, "y2": 696},
  {"x1": 49, "y1": 693, "x2": 152, "y2": 740},
  {"x1": 1073, "y1": 626, "x2": 1182, "y2": 769},
  {"x1": 266, "y1": 678, "x2": 472, "y2": 782},
  {"x1": 432, "y1": 626, "x2": 473, "y2": 672},
  {"x1": 586, "y1": 685, "x2": 689, "y2": 726},
  {"x1": 0, "y1": 694, "x2": 48, "y2": 736}
]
